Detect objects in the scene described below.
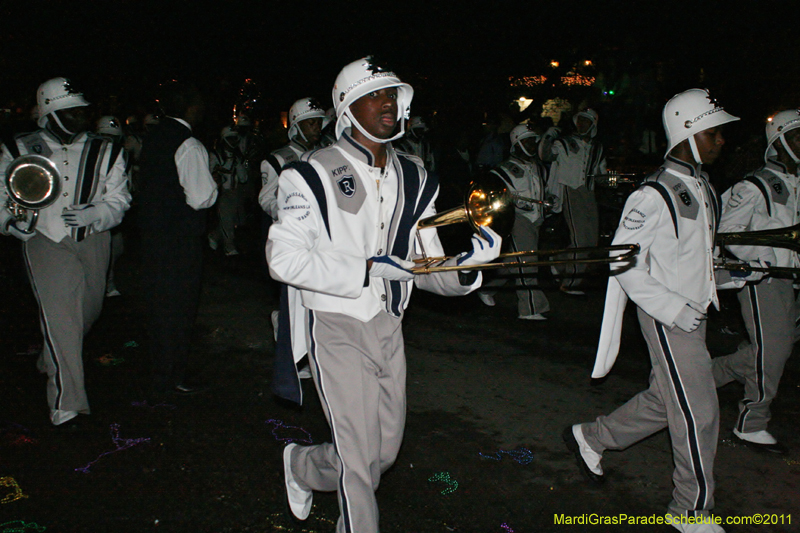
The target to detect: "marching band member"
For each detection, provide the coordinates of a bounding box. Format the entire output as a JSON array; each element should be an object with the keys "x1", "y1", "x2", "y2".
[
  {"x1": 259, "y1": 98, "x2": 326, "y2": 222},
  {"x1": 712, "y1": 109, "x2": 800, "y2": 454},
  {"x1": 540, "y1": 109, "x2": 606, "y2": 295},
  {"x1": 565, "y1": 89, "x2": 755, "y2": 533},
  {"x1": 478, "y1": 123, "x2": 550, "y2": 320},
  {"x1": 267, "y1": 56, "x2": 500, "y2": 532},
  {"x1": 208, "y1": 126, "x2": 248, "y2": 256},
  {"x1": 0, "y1": 78, "x2": 131, "y2": 425}
]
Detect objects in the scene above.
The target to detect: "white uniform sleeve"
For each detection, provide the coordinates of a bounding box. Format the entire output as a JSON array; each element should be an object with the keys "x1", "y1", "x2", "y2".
[
  {"x1": 611, "y1": 188, "x2": 693, "y2": 327},
  {"x1": 266, "y1": 167, "x2": 368, "y2": 298},
  {"x1": 718, "y1": 180, "x2": 775, "y2": 263},
  {"x1": 258, "y1": 158, "x2": 280, "y2": 220},
  {"x1": 0, "y1": 146, "x2": 17, "y2": 234},
  {"x1": 90, "y1": 148, "x2": 132, "y2": 232},
  {"x1": 175, "y1": 138, "x2": 218, "y2": 210}
]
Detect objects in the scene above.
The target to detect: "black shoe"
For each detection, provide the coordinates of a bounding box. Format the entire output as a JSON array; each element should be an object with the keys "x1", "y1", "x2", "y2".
[
  {"x1": 732, "y1": 433, "x2": 788, "y2": 454},
  {"x1": 562, "y1": 426, "x2": 605, "y2": 484},
  {"x1": 173, "y1": 381, "x2": 208, "y2": 395},
  {"x1": 53, "y1": 415, "x2": 83, "y2": 433}
]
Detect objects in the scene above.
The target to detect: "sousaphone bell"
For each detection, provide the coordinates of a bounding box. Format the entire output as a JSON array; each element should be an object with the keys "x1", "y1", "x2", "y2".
[{"x1": 4, "y1": 154, "x2": 61, "y2": 235}]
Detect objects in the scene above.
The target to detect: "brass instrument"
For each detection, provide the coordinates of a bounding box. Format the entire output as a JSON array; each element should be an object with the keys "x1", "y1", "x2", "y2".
[
  {"x1": 715, "y1": 224, "x2": 800, "y2": 276},
  {"x1": 413, "y1": 172, "x2": 639, "y2": 274},
  {"x1": 4, "y1": 155, "x2": 62, "y2": 235},
  {"x1": 589, "y1": 170, "x2": 638, "y2": 188},
  {"x1": 716, "y1": 224, "x2": 800, "y2": 253}
]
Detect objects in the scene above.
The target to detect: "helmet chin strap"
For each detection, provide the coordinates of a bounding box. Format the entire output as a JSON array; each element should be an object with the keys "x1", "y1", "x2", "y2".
[
  {"x1": 779, "y1": 135, "x2": 800, "y2": 163},
  {"x1": 517, "y1": 141, "x2": 534, "y2": 158},
  {"x1": 688, "y1": 136, "x2": 703, "y2": 165},
  {"x1": 344, "y1": 109, "x2": 405, "y2": 144},
  {"x1": 46, "y1": 113, "x2": 78, "y2": 144}
]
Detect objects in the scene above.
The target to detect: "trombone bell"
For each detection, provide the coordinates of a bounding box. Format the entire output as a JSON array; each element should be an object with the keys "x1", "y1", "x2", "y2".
[
  {"x1": 417, "y1": 171, "x2": 515, "y2": 238},
  {"x1": 716, "y1": 224, "x2": 800, "y2": 254}
]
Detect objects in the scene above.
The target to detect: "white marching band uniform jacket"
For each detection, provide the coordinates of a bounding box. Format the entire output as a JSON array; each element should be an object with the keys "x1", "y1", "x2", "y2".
[
  {"x1": 490, "y1": 155, "x2": 547, "y2": 223},
  {"x1": 592, "y1": 157, "x2": 741, "y2": 378},
  {"x1": 718, "y1": 158, "x2": 800, "y2": 268},
  {"x1": 266, "y1": 132, "x2": 482, "y2": 362},
  {"x1": 540, "y1": 133, "x2": 606, "y2": 213},
  {"x1": 0, "y1": 130, "x2": 131, "y2": 242},
  {"x1": 259, "y1": 140, "x2": 306, "y2": 221}
]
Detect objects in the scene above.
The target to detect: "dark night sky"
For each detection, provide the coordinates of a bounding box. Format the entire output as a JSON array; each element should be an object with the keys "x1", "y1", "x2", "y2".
[{"x1": 1, "y1": 1, "x2": 798, "y2": 127}]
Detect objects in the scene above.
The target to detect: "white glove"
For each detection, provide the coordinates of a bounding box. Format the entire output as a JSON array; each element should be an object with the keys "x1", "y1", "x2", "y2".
[
  {"x1": 514, "y1": 198, "x2": 535, "y2": 211},
  {"x1": 369, "y1": 255, "x2": 415, "y2": 281},
  {"x1": 4, "y1": 218, "x2": 37, "y2": 242},
  {"x1": 673, "y1": 301, "x2": 707, "y2": 333},
  {"x1": 730, "y1": 259, "x2": 768, "y2": 283},
  {"x1": 457, "y1": 226, "x2": 502, "y2": 267},
  {"x1": 62, "y1": 204, "x2": 101, "y2": 228}
]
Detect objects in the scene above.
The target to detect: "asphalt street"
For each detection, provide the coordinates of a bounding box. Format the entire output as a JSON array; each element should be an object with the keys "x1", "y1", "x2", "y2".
[{"x1": 1, "y1": 222, "x2": 798, "y2": 532}]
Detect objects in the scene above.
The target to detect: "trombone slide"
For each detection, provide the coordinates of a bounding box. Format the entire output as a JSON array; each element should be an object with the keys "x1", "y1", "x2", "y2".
[{"x1": 412, "y1": 244, "x2": 640, "y2": 274}]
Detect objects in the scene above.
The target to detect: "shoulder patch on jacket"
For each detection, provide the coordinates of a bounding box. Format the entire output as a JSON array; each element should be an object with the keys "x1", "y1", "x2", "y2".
[
  {"x1": 746, "y1": 170, "x2": 788, "y2": 214},
  {"x1": 16, "y1": 132, "x2": 52, "y2": 158},
  {"x1": 313, "y1": 149, "x2": 367, "y2": 215}
]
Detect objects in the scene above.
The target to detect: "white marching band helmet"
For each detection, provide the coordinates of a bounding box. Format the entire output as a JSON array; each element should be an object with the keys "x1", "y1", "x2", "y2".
[
  {"x1": 96, "y1": 116, "x2": 123, "y2": 137},
  {"x1": 572, "y1": 108, "x2": 599, "y2": 138},
  {"x1": 765, "y1": 109, "x2": 800, "y2": 163},
  {"x1": 36, "y1": 77, "x2": 90, "y2": 128},
  {"x1": 663, "y1": 88, "x2": 739, "y2": 163},
  {"x1": 510, "y1": 124, "x2": 540, "y2": 157},
  {"x1": 235, "y1": 114, "x2": 252, "y2": 127},
  {"x1": 332, "y1": 56, "x2": 414, "y2": 143},
  {"x1": 220, "y1": 125, "x2": 239, "y2": 148},
  {"x1": 408, "y1": 116, "x2": 427, "y2": 132},
  {"x1": 287, "y1": 97, "x2": 327, "y2": 141}
]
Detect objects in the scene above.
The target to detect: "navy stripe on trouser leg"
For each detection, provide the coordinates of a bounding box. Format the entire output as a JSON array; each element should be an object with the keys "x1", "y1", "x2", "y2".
[
  {"x1": 737, "y1": 284, "x2": 764, "y2": 432},
  {"x1": 583, "y1": 310, "x2": 718, "y2": 516},
  {"x1": 511, "y1": 217, "x2": 549, "y2": 316},
  {"x1": 21, "y1": 235, "x2": 106, "y2": 415},
  {"x1": 295, "y1": 310, "x2": 406, "y2": 532},
  {"x1": 727, "y1": 280, "x2": 795, "y2": 433},
  {"x1": 648, "y1": 314, "x2": 717, "y2": 516},
  {"x1": 23, "y1": 240, "x2": 64, "y2": 409},
  {"x1": 560, "y1": 186, "x2": 598, "y2": 288}
]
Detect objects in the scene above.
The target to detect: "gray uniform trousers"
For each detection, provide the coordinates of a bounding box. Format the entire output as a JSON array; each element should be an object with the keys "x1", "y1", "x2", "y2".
[
  {"x1": 582, "y1": 308, "x2": 719, "y2": 517},
  {"x1": 209, "y1": 188, "x2": 238, "y2": 253},
  {"x1": 289, "y1": 309, "x2": 405, "y2": 533},
  {"x1": 23, "y1": 232, "x2": 110, "y2": 418},
  {"x1": 713, "y1": 278, "x2": 794, "y2": 433},
  {"x1": 558, "y1": 185, "x2": 598, "y2": 289},
  {"x1": 482, "y1": 215, "x2": 550, "y2": 316}
]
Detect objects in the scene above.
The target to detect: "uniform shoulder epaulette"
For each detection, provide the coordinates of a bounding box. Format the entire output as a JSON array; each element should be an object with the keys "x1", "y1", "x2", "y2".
[{"x1": 396, "y1": 150, "x2": 424, "y2": 169}]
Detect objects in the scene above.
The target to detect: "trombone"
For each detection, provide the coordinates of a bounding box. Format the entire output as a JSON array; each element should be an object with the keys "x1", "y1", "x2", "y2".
[
  {"x1": 589, "y1": 170, "x2": 638, "y2": 188},
  {"x1": 715, "y1": 224, "x2": 800, "y2": 276},
  {"x1": 412, "y1": 172, "x2": 639, "y2": 274}
]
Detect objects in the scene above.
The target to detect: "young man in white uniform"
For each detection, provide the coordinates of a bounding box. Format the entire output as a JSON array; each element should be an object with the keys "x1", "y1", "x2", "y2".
[
  {"x1": 267, "y1": 57, "x2": 501, "y2": 533},
  {"x1": 712, "y1": 109, "x2": 800, "y2": 454},
  {"x1": 478, "y1": 123, "x2": 550, "y2": 319},
  {"x1": 0, "y1": 78, "x2": 131, "y2": 425},
  {"x1": 564, "y1": 89, "x2": 756, "y2": 533},
  {"x1": 259, "y1": 98, "x2": 326, "y2": 379},
  {"x1": 540, "y1": 109, "x2": 606, "y2": 295},
  {"x1": 259, "y1": 98, "x2": 326, "y2": 222},
  {"x1": 208, "y1": 126, "x2": 247, "y2": 256}
]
